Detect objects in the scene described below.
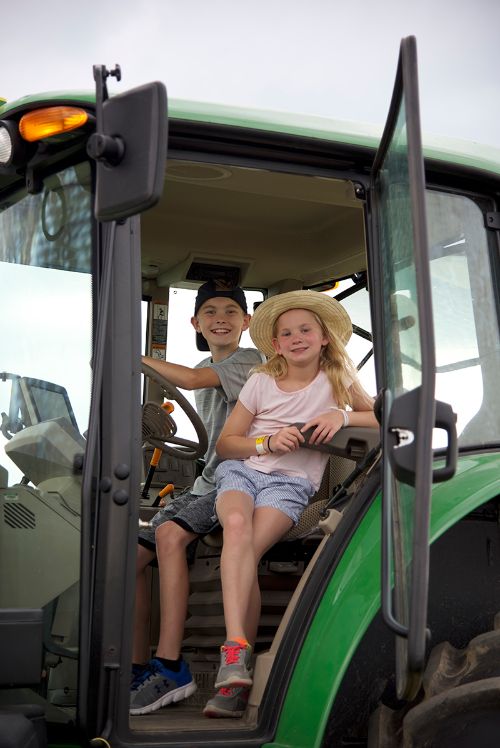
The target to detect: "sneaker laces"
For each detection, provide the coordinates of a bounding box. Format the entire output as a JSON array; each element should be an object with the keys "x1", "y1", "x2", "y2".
[
  {"x1": 222, "y1": 643, "x2": 245, "y2": 665},
  {"x1": 217, "y1": 685, "x2": 250, "y2": 701},
  {"x1": 131, "y1": 664, "x2": 153, "y2": 690},
  {"x1": 131, "y1": 658, "x2": 167, "y2": 690}
]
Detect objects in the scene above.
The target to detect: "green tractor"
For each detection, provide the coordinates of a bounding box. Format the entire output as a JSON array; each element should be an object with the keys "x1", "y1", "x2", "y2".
[{"x1": 0, "y1": 36, "x2": 499, "y2": 747}]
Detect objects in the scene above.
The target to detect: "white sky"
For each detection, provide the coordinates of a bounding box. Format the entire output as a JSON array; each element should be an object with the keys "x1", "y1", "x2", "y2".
[{"x1": 2, "y1": 0, "x2": 499, "y2": 149}]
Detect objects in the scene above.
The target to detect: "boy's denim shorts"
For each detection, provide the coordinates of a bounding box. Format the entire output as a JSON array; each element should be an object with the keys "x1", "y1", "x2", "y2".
[
  {"x1": 138, "y1": 486, "x2": 218, "y2": 551},
  {"x1": 215, "y1": 460, "x2": 315, "y2": 525}
]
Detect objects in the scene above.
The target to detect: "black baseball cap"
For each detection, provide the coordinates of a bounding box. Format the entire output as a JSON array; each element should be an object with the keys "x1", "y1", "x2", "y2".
[{"x1": 194, "y1": 280, "x2": 248, "y2": 351}]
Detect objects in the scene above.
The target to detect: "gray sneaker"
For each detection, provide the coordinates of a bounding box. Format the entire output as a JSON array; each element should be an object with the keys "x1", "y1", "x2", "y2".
[
  {"x1": 130, "y1": 657, "x2": 197, "y2": 715},
  {"x1": 214, "y1": 640, "x2": 253, "y2": 689},
  {"x1": 203, "y1": 686, "x2": 250, "y2": 718}
]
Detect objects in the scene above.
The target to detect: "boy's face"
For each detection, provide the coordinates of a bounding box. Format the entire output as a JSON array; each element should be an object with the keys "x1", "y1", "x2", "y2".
[{"x1": 191, "y1": 297, "x2": 250, "y2": 354}]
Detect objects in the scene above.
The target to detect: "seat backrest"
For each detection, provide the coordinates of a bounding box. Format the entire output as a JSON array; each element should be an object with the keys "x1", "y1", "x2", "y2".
[{"x1": 281, "y1": 427, "x2": 380, "y2": 541}]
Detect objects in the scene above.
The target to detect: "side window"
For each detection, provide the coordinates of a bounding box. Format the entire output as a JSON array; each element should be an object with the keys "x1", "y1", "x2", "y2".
[
  {"x1": 141, "y1": 298, "x2": 150, "y2": 354},
  {"x1": 328, "y1": 281, "x2": 376, "y2": 396},
  {"x1": 426, "y1": 190, "x2": 500, "y2": 447}
]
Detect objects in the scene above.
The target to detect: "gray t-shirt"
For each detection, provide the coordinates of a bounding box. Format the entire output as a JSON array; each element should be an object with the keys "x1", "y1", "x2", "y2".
[{"x1": 192, "y1": 346, "x2": 264, "y2": 495}]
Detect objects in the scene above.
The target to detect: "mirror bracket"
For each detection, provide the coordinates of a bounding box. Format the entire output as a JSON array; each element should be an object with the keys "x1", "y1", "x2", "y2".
[
  {"x1": 87, "y1": 65, "x2": 124, "y2": 167},
  {"x1": 87, "y1": 64, "x2": 167, "y2": 221}
]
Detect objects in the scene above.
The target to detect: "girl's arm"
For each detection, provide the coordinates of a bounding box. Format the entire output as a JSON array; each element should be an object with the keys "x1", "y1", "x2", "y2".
[
  {"x1": 301, "y1": 381, "x2": 378, "y2": 445},
  {"x1": 216, "y1": 401, "x2": 260, "y2": 458},
  {"x1": 348, "y1": 380, "x2": 378, "y2": 429},
  {"x1": 216, "y1": 400, "x2": 304, "y2": 458}
]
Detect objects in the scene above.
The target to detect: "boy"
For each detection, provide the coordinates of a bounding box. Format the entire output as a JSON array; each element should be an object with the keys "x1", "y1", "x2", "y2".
[{"x1": 130, "y1": 280, "x2": 263, "y2": 717}]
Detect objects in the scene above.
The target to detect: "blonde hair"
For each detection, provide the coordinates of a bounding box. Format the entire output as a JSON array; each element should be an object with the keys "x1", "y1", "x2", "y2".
[{"x1": 253, "y1": 310, "x2": 358, "y2": 408}]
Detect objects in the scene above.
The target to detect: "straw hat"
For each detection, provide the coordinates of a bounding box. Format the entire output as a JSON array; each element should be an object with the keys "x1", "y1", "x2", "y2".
[{"x1": 250, "y1": 290, "x2": 352, "y2": 358}]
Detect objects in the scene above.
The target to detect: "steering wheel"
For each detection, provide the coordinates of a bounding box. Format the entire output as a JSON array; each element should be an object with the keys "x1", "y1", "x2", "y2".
[{"x1": 141, "y1": 362, "x2": 208, "y2": 460}]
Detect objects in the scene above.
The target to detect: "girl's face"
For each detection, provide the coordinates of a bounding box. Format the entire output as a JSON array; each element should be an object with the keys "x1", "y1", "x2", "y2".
[{"x1": 272, "y1": 308, "x2": 328, "y2": 367}]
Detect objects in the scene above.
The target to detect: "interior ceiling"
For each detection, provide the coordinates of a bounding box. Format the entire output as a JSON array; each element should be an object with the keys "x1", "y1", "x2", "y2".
[{"x1": 141, "y1": 160, "x2": 366, "y2": 291}]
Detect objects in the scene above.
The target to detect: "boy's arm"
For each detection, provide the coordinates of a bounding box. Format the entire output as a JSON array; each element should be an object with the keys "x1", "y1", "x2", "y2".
[{"x1": 142, "y1": 355, "x2": 221, "y2": 391}]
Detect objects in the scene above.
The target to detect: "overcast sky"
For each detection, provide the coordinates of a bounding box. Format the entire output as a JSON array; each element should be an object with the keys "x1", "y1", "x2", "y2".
[{"x1": 2, "y1": 0, "x2": 499, "y2": 149}]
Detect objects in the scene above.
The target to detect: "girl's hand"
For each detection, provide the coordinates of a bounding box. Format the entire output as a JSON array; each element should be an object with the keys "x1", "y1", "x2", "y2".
[
  {"x1": 269, "y1": 426, "x2": 305, "y2": 454},
  {"x1": 301, "y1": 410, "x2": 345, "y2": 445}
]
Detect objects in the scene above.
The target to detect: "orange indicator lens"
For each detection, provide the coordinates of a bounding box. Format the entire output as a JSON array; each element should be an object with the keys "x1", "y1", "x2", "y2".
[{"x1": 19, "y1": 106, "x2": 88, "y2": 142}]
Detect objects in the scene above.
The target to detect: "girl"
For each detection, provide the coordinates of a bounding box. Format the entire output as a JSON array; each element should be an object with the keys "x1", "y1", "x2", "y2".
[{"x1": 203, "y1": 290, "x2": 378, "y2": 717}]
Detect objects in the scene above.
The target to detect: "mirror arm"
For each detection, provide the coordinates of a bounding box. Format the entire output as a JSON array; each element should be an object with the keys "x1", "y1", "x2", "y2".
[{"x1": 88, "y1": 64, "x2": 125, "y2": 167}]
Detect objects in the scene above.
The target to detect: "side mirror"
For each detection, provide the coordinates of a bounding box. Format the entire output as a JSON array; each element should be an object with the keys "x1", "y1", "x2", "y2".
[{"x1": 88, "y1": 68, "x2": 167, "y2": 222}]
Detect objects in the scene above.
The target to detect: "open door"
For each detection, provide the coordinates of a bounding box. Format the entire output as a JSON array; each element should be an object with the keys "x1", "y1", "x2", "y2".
[{"x1": 371, "y1": 36, "x2": 436, "y2": 701}]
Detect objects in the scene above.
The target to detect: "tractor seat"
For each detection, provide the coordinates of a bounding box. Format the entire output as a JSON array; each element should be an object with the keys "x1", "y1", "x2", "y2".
[{"x1": 202, "y1": 426, "x2": 380, "y2": 547}]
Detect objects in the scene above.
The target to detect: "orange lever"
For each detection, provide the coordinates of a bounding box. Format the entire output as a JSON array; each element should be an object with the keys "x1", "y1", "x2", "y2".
[
  {"x1": 151, "y1": 448, "x2": 162, "y2": 467},
  {"x1": 141, "y1": 401, "x2": 175, "y2": 502},
  {"x1": 158, "y1": 483, "x2": 174, "y2": 498},
  {"x1": 149, "y1": 402, "x2": 174, "y2": 467}
]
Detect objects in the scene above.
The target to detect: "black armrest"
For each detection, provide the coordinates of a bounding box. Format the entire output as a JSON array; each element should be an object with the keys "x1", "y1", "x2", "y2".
[{"x1": 292, "y1": 424, "x2": 380, "y2": 463}]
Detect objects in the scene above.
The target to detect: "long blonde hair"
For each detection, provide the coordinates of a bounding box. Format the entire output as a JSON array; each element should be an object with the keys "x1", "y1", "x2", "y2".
[{"x1": 253, "y1": 310, "x2": 357, "y2": 408}]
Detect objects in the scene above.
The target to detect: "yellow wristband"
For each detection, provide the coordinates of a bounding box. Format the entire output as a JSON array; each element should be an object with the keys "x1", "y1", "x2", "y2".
[{"x1": 255, "y1": 435, "x2": 267, "y2": 455}]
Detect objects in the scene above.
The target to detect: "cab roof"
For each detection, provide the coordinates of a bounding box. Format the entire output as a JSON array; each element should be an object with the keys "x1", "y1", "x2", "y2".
[{"x1": 1, "y1": 90, "x2": 500, "y2": 177}]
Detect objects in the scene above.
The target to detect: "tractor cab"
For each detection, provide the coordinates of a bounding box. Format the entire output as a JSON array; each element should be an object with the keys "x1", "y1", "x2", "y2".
[{"x1": 0, "y1": 37, "x2": 499, "y2": 748}]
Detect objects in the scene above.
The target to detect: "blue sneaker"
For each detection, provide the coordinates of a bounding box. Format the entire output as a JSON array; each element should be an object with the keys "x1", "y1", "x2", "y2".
[
  {"x1": 131, "y1": 663, "x2": 150, "y2": 688},
  {"x1": 129, "y1": 658, "x2": 197, "y2": 715}
]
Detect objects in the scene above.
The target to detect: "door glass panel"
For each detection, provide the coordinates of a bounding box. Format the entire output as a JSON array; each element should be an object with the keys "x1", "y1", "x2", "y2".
[
  {"x1": 378, "y1": 103, "x2": 422, "y2": 398},
  {"x1": 372, "y1": 36, "x2": 435, "y2": 699},
  {"x1": 376, "y1": 101, "x2": 422, "y2": 666},
  {"x1": 0, "y1": 163, "x2": 92, "y2": 726}
]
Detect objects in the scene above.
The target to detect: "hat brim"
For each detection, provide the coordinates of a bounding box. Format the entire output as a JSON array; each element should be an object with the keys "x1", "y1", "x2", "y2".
[{"x1": 249, "y1": 290, "x2": 352, "y2": 358}]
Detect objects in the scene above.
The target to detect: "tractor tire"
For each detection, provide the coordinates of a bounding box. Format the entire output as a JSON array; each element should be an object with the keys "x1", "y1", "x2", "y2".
[{"x1": 368, "y1": 613, "x2": 500, "y2": 747}]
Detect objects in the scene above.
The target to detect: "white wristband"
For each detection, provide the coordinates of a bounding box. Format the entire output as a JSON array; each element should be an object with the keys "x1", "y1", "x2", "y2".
[{"x1": 330, "y1": 407, "x2": 349, "y2": 428}]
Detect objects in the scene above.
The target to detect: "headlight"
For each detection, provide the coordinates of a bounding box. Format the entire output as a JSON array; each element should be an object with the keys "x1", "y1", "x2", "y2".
[{"x1": 0, "y1": 124, "x2": 13, "y2": 165}]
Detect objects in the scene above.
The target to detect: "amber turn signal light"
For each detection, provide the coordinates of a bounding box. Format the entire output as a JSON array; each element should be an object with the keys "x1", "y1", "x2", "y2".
[{"x1": 19, "y1": 106, "x2": 88, "y2": 142}]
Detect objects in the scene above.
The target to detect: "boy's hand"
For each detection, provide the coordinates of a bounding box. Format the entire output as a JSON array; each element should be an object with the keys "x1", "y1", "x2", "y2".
[
  {"x1": 269, "y1": 425, "x2": 305, "y2": 454},
  {"x1": 301, "y1": 410, "x2": 344, "y2": 445}
]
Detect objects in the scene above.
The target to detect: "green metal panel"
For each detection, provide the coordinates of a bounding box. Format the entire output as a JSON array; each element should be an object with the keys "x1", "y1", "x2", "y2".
[
  {"x1": 1, "y1": 94, "x2": 500, "y2": 177},
  {"x1": 0, "y1": 91, "x2": 94, "y2": 114},
  {"x1": 266, "y1": 452, "x2": 500, "y2": 748}
]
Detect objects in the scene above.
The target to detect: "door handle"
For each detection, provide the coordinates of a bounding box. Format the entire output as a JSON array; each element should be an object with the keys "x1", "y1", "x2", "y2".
[{"x1": 432, "y1": 400, "x2": 457, "y2": 483}]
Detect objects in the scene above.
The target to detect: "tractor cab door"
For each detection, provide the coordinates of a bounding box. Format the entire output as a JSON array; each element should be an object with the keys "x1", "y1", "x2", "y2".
[{"x1": 370, "y1": 36, "x2": 454, "y2": 701}]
